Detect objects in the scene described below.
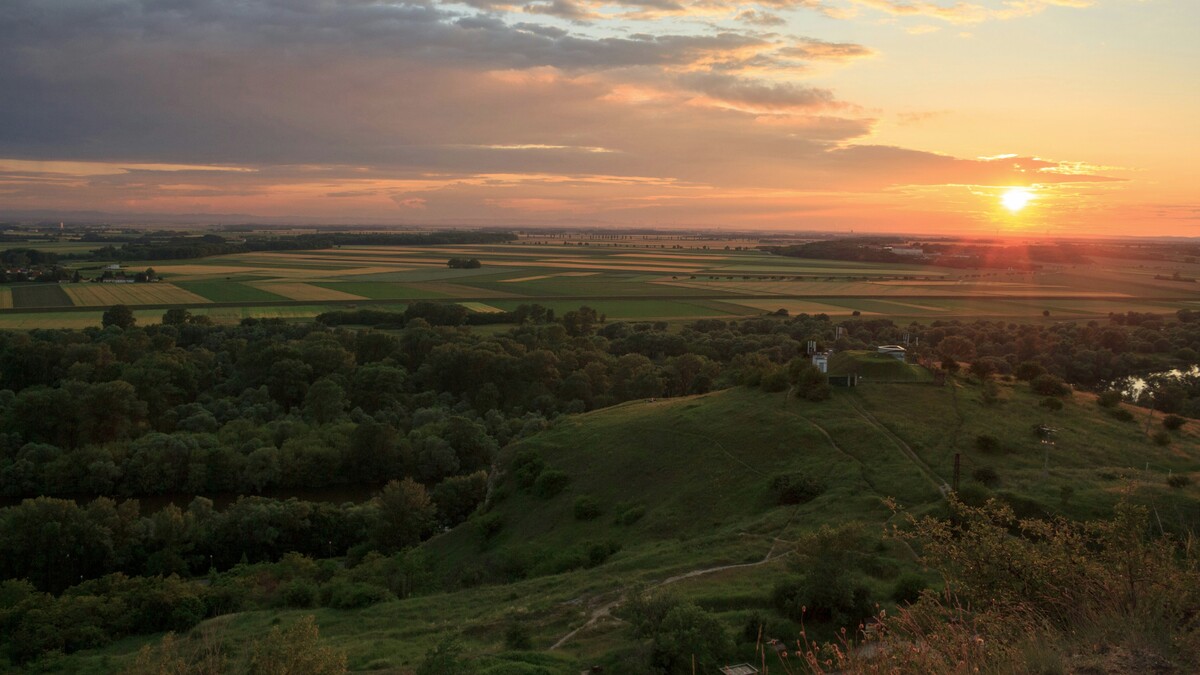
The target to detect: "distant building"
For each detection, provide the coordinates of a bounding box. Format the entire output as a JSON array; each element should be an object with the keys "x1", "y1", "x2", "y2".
[
  {"x1": 812, "y1": 352, "x2": 829, "y2": 373},
  {"x1": 104, "y1": 264, "x2": 122, "y2": 271},
  {"x1": 877, "y1": 345, "x2": 907, "y2": 361},
  {"x1": 720, "y1": 665, "x2": 759, "y2": 675}
]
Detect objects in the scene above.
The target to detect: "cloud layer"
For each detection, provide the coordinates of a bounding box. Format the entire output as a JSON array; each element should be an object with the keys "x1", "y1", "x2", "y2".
[{"x1": 0, "y1": 0, "x2": 1159, "y2": 231}]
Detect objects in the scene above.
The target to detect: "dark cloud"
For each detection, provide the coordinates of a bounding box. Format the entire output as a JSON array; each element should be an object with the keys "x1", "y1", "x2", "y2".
[{"x1": 677, "y1": 73, "x2": 836, "y2": 111}]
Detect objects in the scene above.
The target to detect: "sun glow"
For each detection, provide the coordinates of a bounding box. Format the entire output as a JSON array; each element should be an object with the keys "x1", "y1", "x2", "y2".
[{"x1": 1001, "y1": 187, "x2": 1034, "y2": 212}]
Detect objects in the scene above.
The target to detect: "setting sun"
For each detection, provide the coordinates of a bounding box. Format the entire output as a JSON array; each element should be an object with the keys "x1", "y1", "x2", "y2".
[{"x1": 1001, "y1": 188, "x2": 1034, "y2": 213}]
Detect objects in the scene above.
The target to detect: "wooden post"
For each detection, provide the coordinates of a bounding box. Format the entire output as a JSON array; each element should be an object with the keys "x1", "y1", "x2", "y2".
[{"x1": 953, "y1": 453, "x2": 961, "y2": 492}]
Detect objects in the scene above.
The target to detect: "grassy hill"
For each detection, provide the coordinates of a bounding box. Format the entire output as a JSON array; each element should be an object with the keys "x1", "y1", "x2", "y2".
[
  {"x1": 827, "y1": 349, "x2": 931, "y2": 382},
  {"x1": 55, "y1": 379, "x2": 1200, "y2": 673}
]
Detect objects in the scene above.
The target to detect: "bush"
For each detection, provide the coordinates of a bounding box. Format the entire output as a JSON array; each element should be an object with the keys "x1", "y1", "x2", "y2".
[
  {"x1": 531, "y1": 470, "x2": 569, "y2": 499},
  {"x1": 1108, "y1": 407, "x2": 1134, "y2": 422},
  {"x1": 769, "y1": 472, "x2": 825, "y2": 505},
  {"x1": 511, "y1": 451, "x2": 545, "y2": 490},
  {"x1": 1167, "y1": 474, "x2": 1191, "y2": 489},
  {"x1": 892, "y1": 573, "x2": 928, "y2": 605},
  {"x1": 975, "y1": 434, "x2": 1001, "y2": 453},
  {"x1": 1015, "y1": 361, "x2": 1045, "y2": 381},
  {"x1": 1097, "y1": 390, "x2": 1123, "y2": 408},
  {"x1": 321, "y1": 581, "x2": 394, "y2": 609},
  {"x1": 476, "y1": 513, "x2": 504, "y2": 541},
  {"x1": 504, "y1": 622, "x2": 533, "y2": 650},
  {"x1": 1163, "y1": 414, "x2": 1186, "y2": 431},
  {"x1": 972, "y1": 467, "x2": 1000, "y2": 487},
  {"x1": 279, "y1": 579, "x2": 318, "y2": 608},
  {"x1": 573, "y1": 496, "x2": 602, "y2": 521},
  {"x1": 615, "y1": 505, "x2": 645, "y2": 526},
  {"x1": 1152, "y1": 431, "x2": 1172, "y2": 446},
  {"x1": 1030, "y1": 374, "x2": 1070, "y2": 397},
  {"x1": 1040, "y1": 397, "x2": 1063, "y2": 411}
]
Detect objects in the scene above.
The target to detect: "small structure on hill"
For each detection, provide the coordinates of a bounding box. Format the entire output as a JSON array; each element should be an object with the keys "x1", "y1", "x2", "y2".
[
  {"x1": 828, "y1": 373, "x2": 859, "y2": 387},
  {"x1": 720, "y1": 665, "x2": 759, "y2": 675},
  {"x1": 876, "y1": 345, "x2": 907, "y2": 361},
  {"x1": 812, "y1": 351, "x2": 829, "y2": 373}
]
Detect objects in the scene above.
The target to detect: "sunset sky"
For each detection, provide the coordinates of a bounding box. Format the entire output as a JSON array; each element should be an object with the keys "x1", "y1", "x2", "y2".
[{"x1": 0, "y1": 0, "x2": 1196, "y2": 234}]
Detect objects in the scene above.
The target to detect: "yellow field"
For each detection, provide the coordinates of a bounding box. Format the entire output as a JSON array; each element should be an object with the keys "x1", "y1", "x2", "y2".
[
  {"x1": 64, "y1": 283, "x2": 212, "y2": 307},
  {"x1": 459, "y1": 302, "x2": 504, "y2": 313},
  {"x1": 247, "y1": 283, "x2": 366, "y2": 301},
  {"x1": 0, "y1": 288, "x2": 11, "y2": 309}
]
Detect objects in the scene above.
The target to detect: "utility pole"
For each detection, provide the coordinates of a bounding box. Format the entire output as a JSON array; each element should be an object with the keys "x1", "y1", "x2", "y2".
[{"x1": 953, "y1": 453, "x2": 961, "y2": 492}]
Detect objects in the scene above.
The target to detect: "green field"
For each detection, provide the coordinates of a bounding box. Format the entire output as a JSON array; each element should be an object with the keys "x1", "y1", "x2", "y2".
[
  {"x1": 55, "y1": 381, "x2": 1200, "y2": 672},
  {"x1": 175, "y1": 280, "x2": 290, "y2": 302},
  {"x1": 11, "y1": 284, "x2": 72, "y2": 308}
]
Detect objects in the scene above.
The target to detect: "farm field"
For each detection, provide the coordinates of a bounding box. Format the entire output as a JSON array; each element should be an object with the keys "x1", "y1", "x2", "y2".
[{"x1": 1, "y1": 234, "x2": 1197, "y2": 328}]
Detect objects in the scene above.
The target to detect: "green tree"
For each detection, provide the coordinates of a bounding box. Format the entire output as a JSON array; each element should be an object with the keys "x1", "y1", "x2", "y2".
[
  {"x1": 371, "y1": 478, "x2": 436, "y2": 553},
  {"x1": 303, "y1": 377, "x2": 347, "y2": 424},
  {"x1": 102, "y1": 304, "x2": 137, "y2": 329},
  {"x1": 161, "y1": 308, "x2": 192, "y2": 326}
]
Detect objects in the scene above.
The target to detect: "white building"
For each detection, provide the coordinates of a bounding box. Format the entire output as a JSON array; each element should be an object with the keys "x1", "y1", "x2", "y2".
[
  {"x1": 877, "y1": 345, "x2": 906, "y2": 361},
  {"x1": 812, "y1": 352, "x2": 829, "y2": 373}
]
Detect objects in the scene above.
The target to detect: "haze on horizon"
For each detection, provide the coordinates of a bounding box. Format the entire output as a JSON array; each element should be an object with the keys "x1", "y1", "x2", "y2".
[{"x1": 0, "y1": 0, "x2": 1196, "y2": 235}]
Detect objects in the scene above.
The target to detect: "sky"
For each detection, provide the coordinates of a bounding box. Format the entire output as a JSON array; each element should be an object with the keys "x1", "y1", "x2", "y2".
[{"x1": 0, "y1": 0, "x2": 1196, "y2": 235}]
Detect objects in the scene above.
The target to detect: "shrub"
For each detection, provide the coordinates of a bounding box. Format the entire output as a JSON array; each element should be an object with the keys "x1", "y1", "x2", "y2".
[
  {"x1": 760, "y1": 369, "x2": 790, "y2": 393},
  {"x1": 1097, "y1": 390, "x2": 1123, "y2": 408},
  {"x1": 956, "y1": 483, "x2": 991, "y2": 507},
  {"x1": 279, "y1": 579, "x2": 318, "y2": 608},
  {"x1": 1015, "y1": 361, "x2": 1045, "y2": 381},
  {"x1": 615, "y1": 505, "x2": 645, "y2": 526},
  {"x1": 1152, "y1": 431, "x2": 1171, "y2": 446},
  {"x1": 1163, "y1": 414, "x2": 1186, "y2": 431},
  {"x1": 975, "y1": 434, "x2": 1001, "y2": 453},
  {"x1": 972, "y1": 467, "x2": 1000, "y2": 487},
  {"x1": 1040, "y1": 397, "x2": 1063, "y2": 411},
  {"x1": 1167, "y1": 474, "x2": 1191, "y2": 489},
  {"x1": 1030, "y1": 374, "x2": 1070, "y2": 397},
  {"x1": 531, "y1": 470, "x2": 569, "y2": 499},
  {"x1": 573, "y1": 496, "x2": 602, "y2": 521},
  {"x1": 321, "y1": 581, "x2": 394, "y2": 609},
  {"x1": 892, "y1": 573, "x2": 928, "y2": 605},
  {"x1": 769, "y1": 472, "x2": 826, "y2": 505},
  {"x1": 504, "y1": 622, "x2": 533, "y2": 650},
  {"x1": 511, "y1": 450, "x2": 545, "y2": 490},
  {"x1": 1108, "y1": 407, "x2": 1134, "y2": 422},
  {"x1": 476, "y1": 513, "x2": 504, "y2": 541}
]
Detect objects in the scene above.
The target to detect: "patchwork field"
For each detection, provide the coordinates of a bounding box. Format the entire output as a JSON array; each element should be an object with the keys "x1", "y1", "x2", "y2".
[
  {"x1": 1, "y1": 233, "x2": 1197, "y2": 328},
  {"x1": 63, "y1": 283, "x2": 211, "y2": 307}
]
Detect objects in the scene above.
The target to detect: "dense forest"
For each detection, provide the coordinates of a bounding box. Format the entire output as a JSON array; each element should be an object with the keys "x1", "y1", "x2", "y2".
[{"x1": 1, "y1": 307, "x2": 1199, "y2": 664}]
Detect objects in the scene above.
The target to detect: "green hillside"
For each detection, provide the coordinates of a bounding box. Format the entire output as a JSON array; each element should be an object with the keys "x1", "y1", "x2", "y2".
[
  {"x1": 56, "y1": 380, "x2": 1200, "y2": 673},
  {"x1": 826, "y1": 349, "x2": 932, "y2": 382}
]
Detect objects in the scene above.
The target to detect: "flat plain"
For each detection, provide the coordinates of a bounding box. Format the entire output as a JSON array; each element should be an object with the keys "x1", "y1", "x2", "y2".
[{"x1": 3, "y1": 235, "x2": 1199, "y2": 327}]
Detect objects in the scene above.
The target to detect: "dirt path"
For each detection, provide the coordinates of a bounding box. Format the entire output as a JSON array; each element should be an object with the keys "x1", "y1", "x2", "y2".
[
  {"x1": 844, "y1": 393, "x2": 950, "y2": 495},
  {"x1": 548, "y1": 548, "x2": 790, "y2": 651},
  {"x1": 550, "y1": 422, "x2": 792, "y2": 652}
]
